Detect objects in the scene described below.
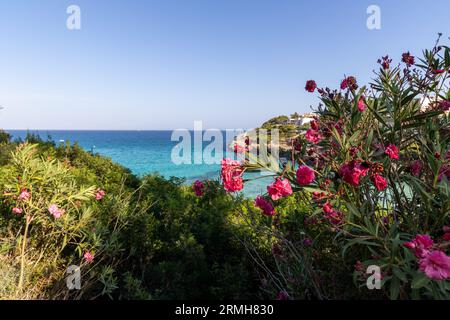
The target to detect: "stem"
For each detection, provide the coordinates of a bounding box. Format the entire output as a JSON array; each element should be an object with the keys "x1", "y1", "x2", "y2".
[{"x1": 18, "y1": 217, "x2": 30, "y2": 292}]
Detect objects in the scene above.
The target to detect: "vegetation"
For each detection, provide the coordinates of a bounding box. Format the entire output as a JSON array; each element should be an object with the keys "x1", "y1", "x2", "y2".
[
  {"x1": 0, "y1": 39, "x2": 449, "y2": 300},
  {"x1": 223, "y1": 39, "x2": 450, "y2": 299},
  {"x1": 0, "y1": 137, "x2": 260, "y2": 299}
]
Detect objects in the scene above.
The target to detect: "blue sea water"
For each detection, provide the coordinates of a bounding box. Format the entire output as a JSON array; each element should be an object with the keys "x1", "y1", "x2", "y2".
[{"x1": 6, "y1": 130, "x2": 273, "y2": 198}]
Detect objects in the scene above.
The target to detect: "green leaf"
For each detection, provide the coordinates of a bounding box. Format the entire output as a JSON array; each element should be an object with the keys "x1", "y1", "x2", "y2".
[
  {"x1": 392, "y1": 266, "x2": 407, "y2": 283},
  {"x1": 411, "y1": 272, "x2": 429, "y2": 289},
  {"x1": 390, "y1": 277, "x2": 400, "y2": 300}
]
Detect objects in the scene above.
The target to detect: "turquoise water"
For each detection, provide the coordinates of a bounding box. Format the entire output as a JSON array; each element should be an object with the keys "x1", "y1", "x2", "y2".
[{"x1": 7, "y1": 130, "x2": 273, "y2": 198}]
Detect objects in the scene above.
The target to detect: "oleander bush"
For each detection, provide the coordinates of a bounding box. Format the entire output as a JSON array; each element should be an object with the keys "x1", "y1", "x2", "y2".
[{"x1": 220, "y1": 39, "x2": 450, "y2": 299}]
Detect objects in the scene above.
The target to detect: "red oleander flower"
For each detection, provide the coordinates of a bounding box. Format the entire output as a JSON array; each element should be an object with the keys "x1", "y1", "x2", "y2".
[
  {"x1": 321, "y1": 201, "x2": 343, "y2": 225},
  {"x1": 324, "y1": 209, "x2": 344, "y2": 226},
  {"x1": 221, "y1": 158, "x2": 244, "y2": 192},
  {"x1": 378, "y1": 55, "x2": 392, "y2": 69},
  {"x1": 419, "y1": 250, "x2": 450, "y2": 280},
  {"x1": 305, "y1": 129, "x2": 322, "y2": 144},
  {"x1": 432, "y1": 69, "x2": 445, "y2": 74},
  {"x1": 401, "y1": 52, "x2": 415, "y2": 67},
  {"x1": 254, "y1": 196, "x2": 275, "y2": 216},
  {"x1": 322, "y1": 202, "x2": 334, "y2": 214},
  {"x1": 385, "y1": 144, "x2": 399, "y2": 160},
  {"x1": 410, "y1": 160, "x2": 422, "y2": 177},
  {"x1": 439, "y1": 100, "x2": 450, "y2": 111},
  {"x1": 305, "y1": 80, "x2": 317, "y2": 93},
  {"x1": 193, "y1": 180, "x2": 205, "y2": 197},
  {"x1": 339, "y1": 161, "x2": 369, "y2": 186},
  {"x1": 296, "y1": 165, "x2": 315, "y2": 185},
  {"x1": 340, "y1": 76, "x2": 358, "y2": 90},
  {"x1": 310, "y1": 120, "x2": 319, "y2": 130},
  {"x1": 267, "y1": 178, "x2": 293, "y2": 201},
  {"x1": 371, "y1": 173, "x2": 387, "y2": 191}
]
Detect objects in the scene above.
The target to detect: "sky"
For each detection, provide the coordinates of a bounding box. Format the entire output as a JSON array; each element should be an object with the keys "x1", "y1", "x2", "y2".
[{"x1": 0, "y1": 0, "x2": 449, "y2": 130}]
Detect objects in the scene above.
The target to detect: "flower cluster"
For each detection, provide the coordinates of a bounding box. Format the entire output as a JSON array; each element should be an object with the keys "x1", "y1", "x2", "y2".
[
  {"x1": 221, "y1": 158, "x2": 244, "y2": 192},
  {"x1": 48, "y1": 204, "x2": 65, "y2": 219},
  {"x1": 192, "y1": 180, "x2": 205, "y2": 197},
  {"x1": 404, "y1": 234, "x2": 450, "y2": 280}
]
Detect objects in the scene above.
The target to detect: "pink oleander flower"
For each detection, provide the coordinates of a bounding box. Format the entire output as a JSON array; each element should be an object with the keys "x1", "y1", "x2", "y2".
[
  {"x1": 310, "y1": 120, "x2": 319, "y2": 131},
  {"x1": 419, "y1": 250, "x2": 450, "y2": 280},
  {"x1": 385, "y1": 144, "x2": 399, "y2": 160},
  {"x1": 12, "y1": 207, "x2": 23, "y2": 215},
  {"x1": 221, "y1": 158, "x2": 244, "y2": 192},
  {"x1": 443, "y1": 226, "x2": 450, "y2": 233},
  {"x1": 371, "y1": 173, "x2": 388, "y2": 191},
  {"x1": 339, "y1": 161, "x2": 369, "y2": 186},
  {"x1": 83, "y1": 251, "x2": 94, "y2": 264},
  {"x1": 48, "y1": 204, "x2": 65, "y2": 219},
  {"x1": 357, "y1": 99, "x2": 366, "y2": 112},
  {"x1": 401, "y1": 52, "x2": 415, "y2": 67},
  {"x1": 296, "y1": 165, "x2": 315, "y2": 186},
  {"x1": 305, "y1": 80, "x2": 317, "y2": 93},
  {"x1": 404, "y1": 234, "x2": 434, "y2": 258},
  {"x1": 267, "y1": 178, "x2": 292, "y2": 201},
  {"x1": 95, "y1": 189, "x2": 106, "y2": 201},
  {"x1": 233, "y1": 144, "x2": 246, "y2": 154},
  {"x1": 19, "y1": 189, "x2": 30, "y2": 201},
  {"x1": 410, "y1": 160, "x2": 422, "y2": 177},
  {"x1": 254, "y1": 196, "x2": 275, "y2": 216},
  {"x1": 193, "y1": 180, "x2": 205, "y2": 197},
  {"x1": 305, "y1": 129, "x2": 322, "y2": 144}
]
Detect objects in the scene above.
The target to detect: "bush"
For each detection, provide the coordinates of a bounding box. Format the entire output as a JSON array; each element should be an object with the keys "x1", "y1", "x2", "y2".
[
  {"x1": 226, "y1": 40, "x2": 450, "y2": 299},
  {"x1": 0, "y1": 142, "x2": 261, "y2": 299}
]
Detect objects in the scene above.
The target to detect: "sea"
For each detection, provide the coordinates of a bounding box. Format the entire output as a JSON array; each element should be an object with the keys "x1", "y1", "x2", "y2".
[{"x1": 6, "y1": 130, "x2": 273, "y2": 198}]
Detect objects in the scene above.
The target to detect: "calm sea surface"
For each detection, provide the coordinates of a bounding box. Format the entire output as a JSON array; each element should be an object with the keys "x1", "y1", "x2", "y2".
[{"x1": 6, "y1": 130, "x2": 272, "y2": 197}]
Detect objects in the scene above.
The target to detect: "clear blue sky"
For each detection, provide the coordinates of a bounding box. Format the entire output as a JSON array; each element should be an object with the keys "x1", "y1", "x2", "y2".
[{"x1": 0, "y1": 0, "x2": 449, "y2": 130}]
